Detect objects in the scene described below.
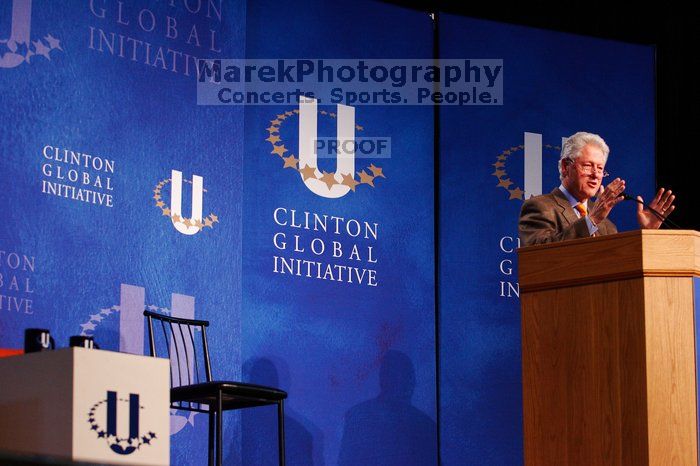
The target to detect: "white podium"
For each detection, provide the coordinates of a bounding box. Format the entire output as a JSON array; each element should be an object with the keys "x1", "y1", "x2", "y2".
[{"x1": 0, "y1": 347, "x2": 170, "y2": 465}]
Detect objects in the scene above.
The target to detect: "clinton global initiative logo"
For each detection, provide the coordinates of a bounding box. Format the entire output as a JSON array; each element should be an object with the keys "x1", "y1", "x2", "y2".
[
  {"x1": 1, "y1": 0, "x2": 63, "y2": 69},
  {"x1": 492, "y1": 132, "x2": 563, "y2": 201},
  {"x1": 492, "y1": 132, "x2": 569, "y2": 300},
  {"x1": 87, "y1": 391, "x2": 157, "y2": 455},
  {"x1": 87, "y1": 0, "x2": 224, "y2": 78},
  {"x1": 0, "y1": 249, "x2": 36, "y2": 315},
  {"x1": 266, "y1": 97, "x2": 386, "y2": 199},
  {"x1": 80, "y1": 284, "x2": 199, "y2": 435},
  {"x1": 152, "y1": 169, "x2": 219, "y2": 235}
]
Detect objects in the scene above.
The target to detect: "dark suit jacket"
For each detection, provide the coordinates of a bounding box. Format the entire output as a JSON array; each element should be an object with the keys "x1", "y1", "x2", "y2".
[{"x1": 518, "y1": 187, "x2": 617, "y2": 246}]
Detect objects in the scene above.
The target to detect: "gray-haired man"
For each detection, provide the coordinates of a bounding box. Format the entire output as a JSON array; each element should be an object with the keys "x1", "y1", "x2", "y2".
[{"x1": 518, "y1": 132, "x2": 675, "y2": 246}]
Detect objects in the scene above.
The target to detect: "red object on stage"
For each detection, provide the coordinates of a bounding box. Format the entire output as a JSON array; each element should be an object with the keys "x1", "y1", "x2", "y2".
[{"x1": 0, "y1": 349, "x2": 23, "y2": 358}]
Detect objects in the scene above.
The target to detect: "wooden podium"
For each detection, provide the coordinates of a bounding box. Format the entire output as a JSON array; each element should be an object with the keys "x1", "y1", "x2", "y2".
[{"x1": 519, "y1": 230, "x2": 700, "y2": 466}]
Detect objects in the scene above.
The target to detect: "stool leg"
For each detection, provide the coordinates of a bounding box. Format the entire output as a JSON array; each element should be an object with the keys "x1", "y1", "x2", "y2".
[
  {"x1": 217, "y1": 390, "x2": 223, "y2": 466},
  {"x1": 208, "y1": 408, "x2": 215, "y2": 466},
  {"x1": 278, "y1": 399, "x2": 285, "y2": 466}
]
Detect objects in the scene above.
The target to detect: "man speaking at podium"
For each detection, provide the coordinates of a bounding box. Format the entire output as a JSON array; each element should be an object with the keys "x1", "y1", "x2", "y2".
[{"x1": 518, "y1": 132, "x2": 676, "y2": 246}]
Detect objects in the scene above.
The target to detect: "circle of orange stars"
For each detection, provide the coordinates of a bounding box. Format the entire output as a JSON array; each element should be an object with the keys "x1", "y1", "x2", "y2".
[
  {"x1": 492, "y1": 143, "x2": 561, "y2": 201},
  {"x1": 152, "y1": 178, "x2": 219, "y2": 230},
  {"x1": 265, "y1": 109, "x2": 386, "y2": 192}
]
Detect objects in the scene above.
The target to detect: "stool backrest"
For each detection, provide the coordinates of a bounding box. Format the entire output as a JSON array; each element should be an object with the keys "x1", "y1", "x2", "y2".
[{"x1": 144, "y1": 310, "x2": 213, "y2": 387}]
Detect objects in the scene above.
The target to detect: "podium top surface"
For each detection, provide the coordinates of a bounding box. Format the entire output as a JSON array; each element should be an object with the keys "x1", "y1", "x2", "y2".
[
  {"x1": 0, "y1": 347, "x2": 169, "y2": 374},
  {"x1": 518, "y1": 229, "x2": 700, "y2": 292}
]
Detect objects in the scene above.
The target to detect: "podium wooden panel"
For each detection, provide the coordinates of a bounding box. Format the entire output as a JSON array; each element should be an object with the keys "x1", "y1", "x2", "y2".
[{"x1": 519, "y1": 230, "x2": 700, "y2": 466}]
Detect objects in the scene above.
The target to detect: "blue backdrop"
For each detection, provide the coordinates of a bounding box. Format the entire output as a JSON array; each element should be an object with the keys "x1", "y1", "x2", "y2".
[
  {"x1": 438, "y1": 14, "x2": 655, "y2": 466},
  {"x1": 1, "y1": 0, "x2": 245, "y2": 463},
  {"x1": 1, "y1": 3, "x2": 656, "y2": 465},
  {"x1": 241, "y1": 1, "x2": 436, "y2": 465}
]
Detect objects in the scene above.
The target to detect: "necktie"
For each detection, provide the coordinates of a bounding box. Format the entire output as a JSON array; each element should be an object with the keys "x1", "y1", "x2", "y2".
[{"x1": 574, "y1": 203, "x2": 587, "y2": 217}]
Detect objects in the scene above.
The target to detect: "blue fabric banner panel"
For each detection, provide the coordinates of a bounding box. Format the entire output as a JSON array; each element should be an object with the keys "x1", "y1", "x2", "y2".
[
  {"x1": 438, "y1": 15, "x2": 655, "y2": 465},
  {"x1": 242, "y1": 1, "x2": 436, "y2": 465},
  {"x1": 1, "y1": 1, "x2": 245, "y2": 464}
]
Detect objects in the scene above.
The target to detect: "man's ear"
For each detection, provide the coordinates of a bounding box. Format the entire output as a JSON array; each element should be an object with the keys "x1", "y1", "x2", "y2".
[{"x1": 560, "y1": 159, "x2": 569, "y2": 177}]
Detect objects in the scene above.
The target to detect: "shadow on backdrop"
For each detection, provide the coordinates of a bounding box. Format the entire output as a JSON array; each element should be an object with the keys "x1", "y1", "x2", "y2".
[
  {"x1": 231, "y1": 357, "x2": 323, "y2": 466},
  {"x1": 338, "y1": 350, "x2": 437, "y2": 466}
]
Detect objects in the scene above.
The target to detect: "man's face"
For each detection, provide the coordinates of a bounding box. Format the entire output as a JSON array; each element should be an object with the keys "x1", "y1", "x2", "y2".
[{"x1": 561, "y1": 144, "x2": 607, "y2": 202}]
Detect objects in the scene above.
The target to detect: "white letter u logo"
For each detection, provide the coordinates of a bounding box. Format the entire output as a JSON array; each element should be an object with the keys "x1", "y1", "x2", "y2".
[
  {"x1": 298, "y1": 97, "x2": 355, "y2": 199},
  {"x1": 170, "y1": 170, "x2": 203, "y2": 235},
  {"x1": 106, "y1": 391, "x2": 140, "y2": 455}
]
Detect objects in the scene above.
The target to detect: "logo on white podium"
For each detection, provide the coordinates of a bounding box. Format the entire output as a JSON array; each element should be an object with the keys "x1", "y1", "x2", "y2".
[{"x1": 87, "y1": 391, "x2": 158, "y2": 455}]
